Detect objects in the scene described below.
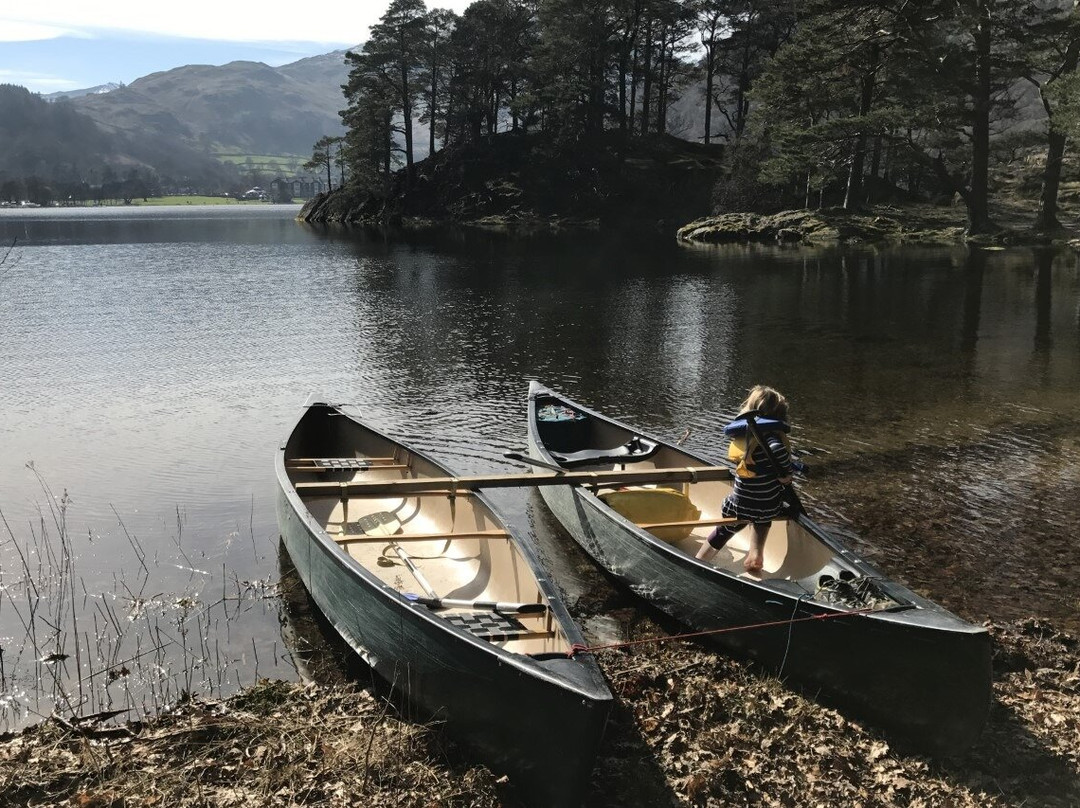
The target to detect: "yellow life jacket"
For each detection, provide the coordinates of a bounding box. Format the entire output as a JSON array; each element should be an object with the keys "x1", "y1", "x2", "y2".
[{"x1": 727, "y1": 423, "x2": 791, "y2": 479}]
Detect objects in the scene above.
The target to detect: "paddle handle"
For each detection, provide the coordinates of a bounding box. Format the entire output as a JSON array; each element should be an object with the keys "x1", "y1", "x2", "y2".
[
  {"x1": 403, "y1": 593, "x2": 547, "y2": 614},
  {"x1": 392, "y1": 545, "x2": 438, "y2": 598}
]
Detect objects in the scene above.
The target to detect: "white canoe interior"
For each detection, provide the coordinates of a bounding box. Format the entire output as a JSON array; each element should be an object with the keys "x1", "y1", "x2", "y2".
[{"x1": 288, "y1": 450, "x2": 568, "y2": 657}]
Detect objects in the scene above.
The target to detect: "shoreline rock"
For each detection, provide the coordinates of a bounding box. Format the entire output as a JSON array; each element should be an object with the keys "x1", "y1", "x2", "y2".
[{"x1": 676, "y1": 205, "x2": 1079, "y2": 247}]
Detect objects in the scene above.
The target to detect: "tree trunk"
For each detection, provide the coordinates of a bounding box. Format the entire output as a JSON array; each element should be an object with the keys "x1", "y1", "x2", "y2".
[
  {"x1": 1036, "y1": 32, "x2": 1080, "y2": 232},
  {"x1": 656, "y1": 29, "x2": 669, "y2": 134},
  {"x1": 620, "y1": 4, "x2": 640, "y2": 133},
  {"x1": 429, "y1": 60, "x2": 438, "y2": 157},
  {"x1": 843, "y1": 43, "x2": 879, "y2": 210},
  {"x1": 400, "y1": 55, "x2": 415, "y2": 183},
  {"x1": 445, "y1": 82, "x2": 455, "y2": 147},
  {"x1": 383, "y1": 111, "x2": 393, "y2": 190},
  {"x1": 641, "y1": 18, "x2": 653, "y2": 136},
  {"x1": 511, "y1": 77, "x2": 519, "y2": 131},
  {"x1": 734, "y1": 39, "x2": 752, "y2": 139},
  {"x1": 703, "y1": 49, "x2": 714, "y2": 144},
  {"x1": 1037, "y1": 127, "x2": 1070, "y2": 232},
  {"x1": 868, "y1": 136, "x2": 883, "y2": 202},
  {"x1": 619, "y1": 49, "x2": 629, "y2": 131},
  {"x1": 966, "y1": 0, "x2": 995, "y2": 234}
]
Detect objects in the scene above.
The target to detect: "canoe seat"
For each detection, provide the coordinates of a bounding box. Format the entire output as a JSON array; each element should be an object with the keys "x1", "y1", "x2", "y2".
[
  {"x1": 444, "y1": 611, "x2": 531, "y2": 640},
  {"x1": 552, "y1": 435, "x2": 660, "y2": 469},
  {"x1": 287, "y1": 457, "x2": 401, "y2": 470},
  {"x1": 599, "y1": 487, "x2": 702, "y2": 541}
]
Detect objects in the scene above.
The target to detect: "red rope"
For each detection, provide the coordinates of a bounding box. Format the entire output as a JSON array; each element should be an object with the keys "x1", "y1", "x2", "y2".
[{"x1": 567, "y1": 606, "x2": 880, "y2": 658}]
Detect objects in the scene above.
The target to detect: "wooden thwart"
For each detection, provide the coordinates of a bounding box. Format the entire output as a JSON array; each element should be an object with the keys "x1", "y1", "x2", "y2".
[
  {"x1": 335, "y1": 529, "x2": 510, "y2": 544},
  {"x1": 296, "y1": 465, "x2": 733, "y2": 497}
]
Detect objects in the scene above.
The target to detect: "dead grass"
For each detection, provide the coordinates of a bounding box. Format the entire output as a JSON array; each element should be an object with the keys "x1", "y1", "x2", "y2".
[
  {"x1": 0, "y1": 681, "x2": 504, "y2": 807},
  {"x1": 1, "y1": 617, "x2": 1076, "y2": 807},
  {"x1": 589, "y1": 617, "x2": 1079, "y2": 807}
]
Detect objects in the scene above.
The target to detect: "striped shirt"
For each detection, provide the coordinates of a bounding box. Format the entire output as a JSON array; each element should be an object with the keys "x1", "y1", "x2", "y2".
[{"x1": 723, "y1": 432, "x2": 792, "y2": 521}]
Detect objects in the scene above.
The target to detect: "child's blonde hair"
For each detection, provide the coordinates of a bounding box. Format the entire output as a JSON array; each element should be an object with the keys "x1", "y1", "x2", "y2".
[{"x1": 740, "y1": 385, "x2": 788, "y2": 421}]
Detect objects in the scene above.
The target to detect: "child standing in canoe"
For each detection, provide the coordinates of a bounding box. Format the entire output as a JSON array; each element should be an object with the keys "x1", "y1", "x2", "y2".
[{"x1": 695, "y1": 385, "x2": 794, "y2": 573}]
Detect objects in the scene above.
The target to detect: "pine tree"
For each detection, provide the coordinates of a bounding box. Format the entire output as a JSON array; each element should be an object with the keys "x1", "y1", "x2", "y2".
[
  {"x1": 365, "y1": 0, "x2": 429, "y2": 181},
  {"x1": 418, "y1": 9, "x2": 458, "y2": 157},
  {"x1": 304, "y1": 135, "x2": 341, "y2": 192}
]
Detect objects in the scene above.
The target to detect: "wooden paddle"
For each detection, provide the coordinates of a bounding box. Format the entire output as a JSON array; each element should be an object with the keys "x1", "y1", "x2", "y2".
[
  {"x1": 503, "y1": 451, "x2": 565, "y2": 473},
  {"x1": 740, "y1": 411, "x2": 805, "y2": 517},
  {"x1": 391, "y1": 544, "x2": 438, "y2": 598},
  {"x1": 349, "y1": 510, "x2": 439, "y2": 598}
]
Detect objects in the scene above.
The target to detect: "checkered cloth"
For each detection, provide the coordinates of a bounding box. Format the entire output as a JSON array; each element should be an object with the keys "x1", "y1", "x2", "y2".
[
  {"x1": 443, "y1": 611, "x2": 528, "y2": 640},
  {"x1": 312, "y1": 458, "x2": 372, "y2": 469}
]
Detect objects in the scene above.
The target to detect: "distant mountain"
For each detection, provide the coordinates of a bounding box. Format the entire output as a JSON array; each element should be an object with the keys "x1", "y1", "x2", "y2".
[
  {"x1": 45, "y1": 83, "x2": 123, "y2": 101},
  {"x1": 69, "y1": 50, "x2": 355, "y2": 158},
  {"x1": 1, "y1": 50, "x2": 358, "y2": 200}
]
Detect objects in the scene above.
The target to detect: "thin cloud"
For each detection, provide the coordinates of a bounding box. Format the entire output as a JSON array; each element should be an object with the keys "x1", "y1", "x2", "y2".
[
  {"x1": 0, "y1": 2, "x2": 469, "y2": 45},
  {"x1": 0, "y1": 69, "x2": 80, "y2": 91},
  {"x1": 2, "y1": 21, "x2": 86, "y2": 42}
]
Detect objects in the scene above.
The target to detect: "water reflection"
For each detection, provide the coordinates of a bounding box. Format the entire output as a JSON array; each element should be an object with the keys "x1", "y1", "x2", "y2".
[
  {"x1": 1034, "y1": 248, "x2": 1054, "y2": 358},
  {"x1": 961, "y1": 248, "x2": 985, "y2": 358}
]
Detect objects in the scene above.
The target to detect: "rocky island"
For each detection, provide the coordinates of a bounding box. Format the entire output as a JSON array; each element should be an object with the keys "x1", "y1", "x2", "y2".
[
  {"x1": 300, "y1": 133, "x2": 726, "y2": 238},
  {"x1": 300, "y1": 132, "x2": 1079, "y2": 250}
]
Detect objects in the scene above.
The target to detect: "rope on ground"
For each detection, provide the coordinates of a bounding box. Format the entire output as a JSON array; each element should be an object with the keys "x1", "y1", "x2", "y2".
[{"x1": 567, "y1": 605, "x2": 880, "y2": 658}]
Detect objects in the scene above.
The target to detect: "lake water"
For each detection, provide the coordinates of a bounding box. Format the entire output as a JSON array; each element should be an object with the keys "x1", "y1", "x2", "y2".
[{"x1": 1, "y1": 205, "x2": 1078, "y2": 728}]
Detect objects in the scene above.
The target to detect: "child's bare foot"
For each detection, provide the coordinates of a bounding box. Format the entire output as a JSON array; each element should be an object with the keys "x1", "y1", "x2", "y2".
[{"x1": 743, "y1": 552, "x2": 763, "y2": 573}]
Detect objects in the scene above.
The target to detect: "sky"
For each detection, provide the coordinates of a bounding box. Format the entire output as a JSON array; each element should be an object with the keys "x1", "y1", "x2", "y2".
[{"x1": 2, "y1": 1, "x2": 471, "y2": 95}]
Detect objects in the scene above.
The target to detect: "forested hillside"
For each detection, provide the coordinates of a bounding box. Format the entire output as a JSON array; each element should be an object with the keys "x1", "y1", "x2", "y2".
[{"x1": 333, "y1": 0, "x2": 1080, "y2": 236}]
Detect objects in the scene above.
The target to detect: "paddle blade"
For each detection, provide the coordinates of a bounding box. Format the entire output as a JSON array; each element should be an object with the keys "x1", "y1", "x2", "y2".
[{"x1": 356, "y1": 511, "x2": 401, "y2": 536}]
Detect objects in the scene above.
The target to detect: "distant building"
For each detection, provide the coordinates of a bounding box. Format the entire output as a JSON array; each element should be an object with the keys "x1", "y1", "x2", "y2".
[{"x1": 270, "y1": 175, "x2": 326, "y2": 201}]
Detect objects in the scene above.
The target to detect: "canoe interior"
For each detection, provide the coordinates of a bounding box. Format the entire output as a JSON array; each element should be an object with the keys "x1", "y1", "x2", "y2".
[
  {"x1": 286, "y1": 406, "x2": 569, "y2": 657},
  {"x1": 534, "y1": 391, "x2": 899, "y2": 607}
]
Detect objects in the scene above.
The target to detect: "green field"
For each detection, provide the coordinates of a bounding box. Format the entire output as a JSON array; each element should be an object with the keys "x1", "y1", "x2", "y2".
[{"x1": 130, "y1": 196, "x2": 269, "y2": 206}]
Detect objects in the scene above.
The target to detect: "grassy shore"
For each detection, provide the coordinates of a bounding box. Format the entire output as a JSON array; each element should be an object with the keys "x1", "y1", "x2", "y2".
[
  {"x1": 2, "y1": 617, "x2": 1076, "y2": 807},
  {"x1": 129, "y1": 196, "x2": 269, "y2": 206}
]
